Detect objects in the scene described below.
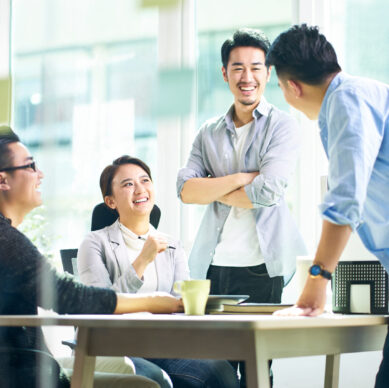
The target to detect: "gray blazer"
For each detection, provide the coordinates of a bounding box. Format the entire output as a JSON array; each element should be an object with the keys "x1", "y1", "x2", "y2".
[{"x1": 77, "y1": 220, "x2": 190, "y2": 294}]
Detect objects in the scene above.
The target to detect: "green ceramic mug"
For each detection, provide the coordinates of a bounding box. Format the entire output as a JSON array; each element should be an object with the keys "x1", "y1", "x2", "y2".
[{"x1": 174, "y1": 279, "x2": 211, "y2": 315}]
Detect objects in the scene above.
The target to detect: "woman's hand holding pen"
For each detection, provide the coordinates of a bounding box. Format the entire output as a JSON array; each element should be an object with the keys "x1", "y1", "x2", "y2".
[
  {"x1": 138, "y1": 236, "x2": 176, "y2": 250},
  {"x1": 132, "y1": 235, "x2": 168, "y2": 278},
  {"x1": 140, "y1": 235, "x2": 168, "y2": 261}
]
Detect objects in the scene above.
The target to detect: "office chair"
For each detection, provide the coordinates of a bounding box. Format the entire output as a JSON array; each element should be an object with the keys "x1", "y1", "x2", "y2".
[
  {"x1": 91, "y1": 202, "x2": 161, "y2": 231},
  {"x1": 58, "y1": 249, "x2": 80, "y2": 350},
  {"x1": 60, "y1": 203, "x2": 162, "y2": 350},
  {"x1": 60, "y1": 249, "x2": 79, "y2": 277},
  {"x1": 58, "y1": 249, "x2": 79, "y2": 351}
]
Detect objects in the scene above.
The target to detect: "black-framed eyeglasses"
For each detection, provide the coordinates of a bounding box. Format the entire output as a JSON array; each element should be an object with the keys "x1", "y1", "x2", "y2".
[{"x1": 0, "y1": 161, "x2": 36, "y2": 173}]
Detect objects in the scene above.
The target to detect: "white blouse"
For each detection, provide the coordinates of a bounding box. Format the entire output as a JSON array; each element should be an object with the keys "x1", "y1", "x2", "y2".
[{"x1": 119, "y1": 222, "x2": 158, "y2": 293}]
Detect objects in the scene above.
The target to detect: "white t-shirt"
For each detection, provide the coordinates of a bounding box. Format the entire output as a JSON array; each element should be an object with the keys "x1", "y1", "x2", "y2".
[
  {"x1": 119, "y1": 222, "x2": 158, "y2": 293},
  {"x1": 212, "y1": 120, "x2": 264, "y2": 267}
]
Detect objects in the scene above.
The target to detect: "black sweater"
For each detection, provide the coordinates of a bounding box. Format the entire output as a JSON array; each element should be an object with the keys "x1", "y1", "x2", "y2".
[{"x1": 0, "y1": 212, "x2": 117, "y2": 353}]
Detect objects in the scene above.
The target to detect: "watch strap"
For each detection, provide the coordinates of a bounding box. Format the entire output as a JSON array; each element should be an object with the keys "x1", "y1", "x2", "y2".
[{"x1": 320, "y1": 268, "x2": 332, "y2": 280}]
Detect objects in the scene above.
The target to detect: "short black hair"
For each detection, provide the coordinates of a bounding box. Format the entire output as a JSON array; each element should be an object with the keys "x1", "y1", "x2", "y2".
[
  {"x1": 221, "y1": 28, "x2": 271, "y2": 69},
  {"x1": 100, "y1": 155, "x2": 152, "y2": 198},
  {"x1": 266, "y1": 24, "x2": 341, "y2": 85},
  {"x1": 0, "y1": 126, "x2": 20, "y2": 171}
]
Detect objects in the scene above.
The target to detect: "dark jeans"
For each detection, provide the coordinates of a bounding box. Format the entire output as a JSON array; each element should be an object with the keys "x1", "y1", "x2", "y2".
[
  {"x1": 207, "y1": 264, "x2": 284, "y2": 303},
  {"x1": 147, "y1": 358, "x2": 239, "y2": 388},
  {"x1": 132, "y1": 357, "x2": 173, "y2": 388},
  {"x1": 207, "y1": 264, "x2": 284, "y2": 388},
  {"x1": 375, "y1": 326, "x2": 389, "y2": 387}
]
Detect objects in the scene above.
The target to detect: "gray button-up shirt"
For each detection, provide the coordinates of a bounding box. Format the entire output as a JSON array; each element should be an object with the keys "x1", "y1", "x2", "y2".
[{"x1": 177, "y1": 97, "x2": 307, "y2": 282}]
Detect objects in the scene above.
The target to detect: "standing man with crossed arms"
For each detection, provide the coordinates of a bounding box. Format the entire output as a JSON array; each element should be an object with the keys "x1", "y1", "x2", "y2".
[{"x1": 177, "y1": 28, "x2": 306, "y2": 386}]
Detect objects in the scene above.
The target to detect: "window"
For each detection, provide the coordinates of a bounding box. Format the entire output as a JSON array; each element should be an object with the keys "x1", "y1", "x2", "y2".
[
  {"x1": 12, "y1": 0, "x2": 159, "y2": 254},
  {"x1": 330, "y1": 0, "x2": 389, "y2": 84}
]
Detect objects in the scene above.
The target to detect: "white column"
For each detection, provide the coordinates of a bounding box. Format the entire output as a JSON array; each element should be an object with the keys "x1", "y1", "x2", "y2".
[
  {"x1": 179, "y1": 0, "x2": 197, "y2": 248},
  {"x1": 156, "y1": 0, "x2": 196, "y2": 241},
  {"x1": 293, "y1": 0, "x2": 329, "y2": 30},
  {"x1": 291, "y1": 0, "x2": 330, "y2": 252}
]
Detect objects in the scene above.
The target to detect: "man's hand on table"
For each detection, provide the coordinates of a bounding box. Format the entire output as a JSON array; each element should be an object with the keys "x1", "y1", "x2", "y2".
[
  {"x1": 115, "y1": 292, "x2": 184, "y2": 314},
  {"x1": 274, "y1": 277, "x2": 328, "y2": 317},
  {"x1": 275, "y1": 221, "x2": 351, "y2": 317},
  {"x1": 146, "y1": 293, "x2": 184, "y2": 314}
]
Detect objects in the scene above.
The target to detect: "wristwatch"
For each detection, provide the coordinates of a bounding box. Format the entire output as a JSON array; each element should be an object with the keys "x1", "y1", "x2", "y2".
[{"x1": 308, "y1": 264, "x2": 332, "y2": 280}]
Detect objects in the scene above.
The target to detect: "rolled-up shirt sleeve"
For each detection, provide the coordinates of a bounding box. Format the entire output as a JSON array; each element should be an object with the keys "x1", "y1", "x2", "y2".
[
  {"x1": 245, "y1": 115, "x2": 301, "y2": 208},
  {"x1": 319, "y1": 90, "x2": 383, "y2": 231},
  {"x1": 177, "y1": 127, "x2": 208, "y2": 198}
]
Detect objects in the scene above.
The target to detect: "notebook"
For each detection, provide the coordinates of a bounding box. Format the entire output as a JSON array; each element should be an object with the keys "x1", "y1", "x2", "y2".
[{"x1": 220, "y1": 303, "x2": 293, "y2": 314}]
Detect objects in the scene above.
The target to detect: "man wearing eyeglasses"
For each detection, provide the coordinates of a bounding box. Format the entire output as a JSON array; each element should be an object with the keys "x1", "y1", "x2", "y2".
[
  {"x1": 0, "y1": 142, "x2": 42, "y2": 225},
  {"x1": 0, "y1": 126, "x2": 184, "y2": 388}
]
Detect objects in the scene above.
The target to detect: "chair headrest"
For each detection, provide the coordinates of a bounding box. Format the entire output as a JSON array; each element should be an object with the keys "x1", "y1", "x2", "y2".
[
  {"x1": 91, "y1": 203, "x2": 118, "y2": 231},
  {"x1": 91, "y1": 203, "x2": 161, "y2": 231}
]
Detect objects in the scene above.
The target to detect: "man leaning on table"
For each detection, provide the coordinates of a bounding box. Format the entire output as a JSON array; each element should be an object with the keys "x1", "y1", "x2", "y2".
[
  {"x1": 177, "y1": 28, "x2": 306, "y2": 387},
  {"x1": 266, "y1": 24, "x2": 389, "y2": 387}
]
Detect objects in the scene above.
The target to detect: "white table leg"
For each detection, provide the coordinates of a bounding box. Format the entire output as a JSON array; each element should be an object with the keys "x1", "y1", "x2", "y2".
[
  {"x1": 244, "y1": 355, "x2": 270, "y2": 388},
  {"x1": 246, "y1": 331, "x2": 270, "y2": 388},
  {"x1": 324, "y1": 354, "x2": 340, "y2": 388},
  {"x1": 71, "y1": 327, "x2": 96, "y2": 388},
  {"x1": 246, "y1": 357, "x2": 270, "y2": 388}
]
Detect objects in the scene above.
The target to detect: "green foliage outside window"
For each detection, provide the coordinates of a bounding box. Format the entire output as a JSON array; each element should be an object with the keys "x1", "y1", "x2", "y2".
[{"x1": 18, "y1": 206, "x2": 58, "y2": 265}]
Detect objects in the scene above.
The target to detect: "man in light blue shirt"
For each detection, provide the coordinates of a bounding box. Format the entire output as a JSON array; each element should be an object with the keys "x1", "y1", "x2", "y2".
[
  {"x1": 177, "y1": 28, "x2": 306, "y2": 387},
  {"x1": 267, "y1": 24, "x2": 389, "y2": 387}
]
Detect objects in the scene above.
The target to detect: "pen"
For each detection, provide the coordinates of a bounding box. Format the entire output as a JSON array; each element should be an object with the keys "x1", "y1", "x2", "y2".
[{"x1": 137, "y1": 236, "x2": 176, "y2": 250}]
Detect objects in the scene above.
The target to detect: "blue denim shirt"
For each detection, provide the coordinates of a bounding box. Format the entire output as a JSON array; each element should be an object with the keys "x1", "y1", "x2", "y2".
[
  {"x1": 177, "y1": 97, "x2": 307, "y2": 282},
  {"x1": 318, "y1": 72, "x2": 389, "y2": 271}
]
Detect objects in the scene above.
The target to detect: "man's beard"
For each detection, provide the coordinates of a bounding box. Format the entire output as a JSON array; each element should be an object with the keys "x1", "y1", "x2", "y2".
[{"x1": 238, "y1": 98, "x2": 257, "y2": 106}]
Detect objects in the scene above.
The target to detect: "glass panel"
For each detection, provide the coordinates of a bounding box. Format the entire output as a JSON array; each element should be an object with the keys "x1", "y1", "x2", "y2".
[
  {"x1": 331, "y1": 0, "x2": 389, "y2": 83},
  {"x1": 11, "y1": 0, "x2": 158, "y2": 258}
]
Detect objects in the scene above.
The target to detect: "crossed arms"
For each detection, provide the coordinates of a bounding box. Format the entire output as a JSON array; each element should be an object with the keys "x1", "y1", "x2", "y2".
[
  {"x1": 177, "y1": 115, "x2": 300, "y2": 209},
  {"x1": 180, "y1": 172, "x2": 258, "y2": 208}
]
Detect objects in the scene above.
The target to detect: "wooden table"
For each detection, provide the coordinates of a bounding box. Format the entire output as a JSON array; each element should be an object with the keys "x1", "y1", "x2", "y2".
[{"x1": 0, "y1": 313, "x2": 387, "y2": 388}]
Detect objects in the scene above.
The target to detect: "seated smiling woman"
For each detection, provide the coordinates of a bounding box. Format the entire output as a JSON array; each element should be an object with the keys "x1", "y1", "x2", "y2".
[
  {"x1": 78, "y1": 155, "x2": 239, "y2": 388},
  {"x1": 0, "y1": 129, "x2": 181, "y2": 388}
]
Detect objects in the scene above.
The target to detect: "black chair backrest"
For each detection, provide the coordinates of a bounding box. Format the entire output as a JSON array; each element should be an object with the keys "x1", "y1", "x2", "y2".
[
  {"x1": 91, "y1": 203, "x2": 161, "y2": 231},
  {"x1": 59, "y1": 249, "x2": 79, "y2": 349},
  {"x1": 60, "y1": 248, "x2": 78, "y2": 276}
]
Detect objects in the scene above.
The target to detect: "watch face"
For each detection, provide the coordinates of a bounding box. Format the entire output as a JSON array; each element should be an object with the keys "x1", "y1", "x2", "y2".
[{"x1": 310, "y1": 265, "x2": 321, "y2": 276}]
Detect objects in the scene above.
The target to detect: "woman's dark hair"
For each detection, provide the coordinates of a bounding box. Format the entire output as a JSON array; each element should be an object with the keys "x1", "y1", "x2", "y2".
[
  {"x1": 0, "y1": 126, "x2": 20, "y2": 171},
  {"x1": 266, "y1": 24, "x2": 341, "y2": 85},
  {"x1": 100, "y1": 155, "x2": 152, "y2": 198},
  {"x1": 221, "y1": 28, "x2": 271, "y2": 69}
]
